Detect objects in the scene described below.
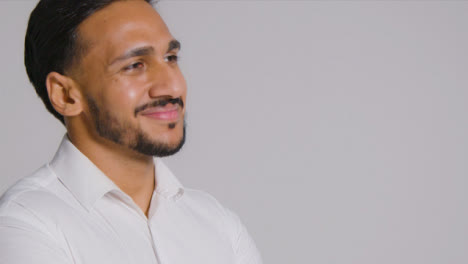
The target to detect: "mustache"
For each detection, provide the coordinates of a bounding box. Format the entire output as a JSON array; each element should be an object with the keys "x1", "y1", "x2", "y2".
[{"x1": 134, "y1": 97, "x2": 184, "y2": 116}]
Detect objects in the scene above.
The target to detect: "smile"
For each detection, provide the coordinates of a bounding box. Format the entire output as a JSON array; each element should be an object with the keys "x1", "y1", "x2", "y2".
[{"x1": 140, "y1": 104, "x2": 181, "y2": 121}]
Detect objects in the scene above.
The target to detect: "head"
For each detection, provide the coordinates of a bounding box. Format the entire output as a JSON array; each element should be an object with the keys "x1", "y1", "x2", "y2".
[{"x1": 25, "y1": 0, "x2": 187, "y2": 157}]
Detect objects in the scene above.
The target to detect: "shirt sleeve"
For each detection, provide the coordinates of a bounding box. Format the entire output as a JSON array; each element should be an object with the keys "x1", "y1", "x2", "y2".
[
  {"x1": 0, "y1": 210, "x2": 72, "y2": 264},
  {"x1": 225, "y1": 209, "x2": 263, "y2": 264}
]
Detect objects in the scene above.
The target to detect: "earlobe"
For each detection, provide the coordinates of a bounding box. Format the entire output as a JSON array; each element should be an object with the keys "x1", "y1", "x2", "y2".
[{"x1": 46, "y1": 72, "x2": 83, "y2": 117}]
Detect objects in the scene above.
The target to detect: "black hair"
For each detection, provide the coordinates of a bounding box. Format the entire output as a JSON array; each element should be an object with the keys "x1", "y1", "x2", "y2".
[{"x1": 24, "y1": 0, "x2": 153, "y2": 125}]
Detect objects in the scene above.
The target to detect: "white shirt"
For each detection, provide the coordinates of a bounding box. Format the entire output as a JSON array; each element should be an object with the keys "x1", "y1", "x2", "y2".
[{"x1": 0, "y1": 136, "x2": 262, "y2": 264}]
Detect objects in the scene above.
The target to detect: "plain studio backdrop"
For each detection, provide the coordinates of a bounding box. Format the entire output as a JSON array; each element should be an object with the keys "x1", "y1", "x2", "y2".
[{"x1": 1, "y1": 0, "x2": 467, "y2": 263}]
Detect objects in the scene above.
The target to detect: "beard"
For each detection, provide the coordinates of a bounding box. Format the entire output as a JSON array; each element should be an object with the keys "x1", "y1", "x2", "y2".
[{"x1": 86, "y1": 96, "x2": 186, "y2": 157}]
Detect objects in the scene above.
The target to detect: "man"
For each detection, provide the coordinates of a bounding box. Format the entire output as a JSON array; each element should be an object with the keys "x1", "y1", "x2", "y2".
[{"x1": 0, "y1": 0, "x2": 262, "y2": 263}]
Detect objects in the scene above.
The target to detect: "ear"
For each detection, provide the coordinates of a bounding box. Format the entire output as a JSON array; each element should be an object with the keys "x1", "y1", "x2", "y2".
[{"x1": 46, "y1": 72, "x2": 83, "y2": 117}]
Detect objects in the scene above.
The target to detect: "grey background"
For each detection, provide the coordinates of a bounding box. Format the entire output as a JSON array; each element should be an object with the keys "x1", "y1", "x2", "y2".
[{"x1": 1, "y1": 0, "x2": 467, "y2": 263}]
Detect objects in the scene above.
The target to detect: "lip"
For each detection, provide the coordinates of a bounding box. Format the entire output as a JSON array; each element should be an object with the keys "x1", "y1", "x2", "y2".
[{"x1": 140, "y1": 104, "x2": 181, "y2": 121}]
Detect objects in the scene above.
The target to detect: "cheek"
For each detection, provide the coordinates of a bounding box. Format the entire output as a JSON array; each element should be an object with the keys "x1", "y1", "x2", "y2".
[
  {"x1": 102, "y1": 78, "x2": 142, "y2": 113},
  {"x1": 126, "y1": 89, "x2": 138, "y2": 100}
]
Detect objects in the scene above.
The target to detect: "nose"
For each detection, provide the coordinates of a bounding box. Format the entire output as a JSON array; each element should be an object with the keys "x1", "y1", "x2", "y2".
[{"x1": 147, "y1": 62, "x2": 186, "y2": 100}]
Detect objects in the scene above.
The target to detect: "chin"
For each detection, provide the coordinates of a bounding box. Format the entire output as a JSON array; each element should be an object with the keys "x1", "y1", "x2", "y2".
[{"x1": 134, "y1": 122, "x2": 186, "y2": 157}]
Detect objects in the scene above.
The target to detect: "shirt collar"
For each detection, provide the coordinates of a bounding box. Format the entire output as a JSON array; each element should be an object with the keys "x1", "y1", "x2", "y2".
[
  {"x1": 49, "y1": 135, "x2": 185, "y2": 211},
  {"x1": 154, "y1": 158, "x2": 185, "y2": 200}
]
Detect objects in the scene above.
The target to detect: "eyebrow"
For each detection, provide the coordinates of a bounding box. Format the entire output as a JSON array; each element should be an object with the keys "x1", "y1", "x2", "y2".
[
  {"x1": 167, "y1": 39, "x2": 181, "y2": 53},
  {"x1": 109, "y1": 39, "x2": 181, "y2": 66}
]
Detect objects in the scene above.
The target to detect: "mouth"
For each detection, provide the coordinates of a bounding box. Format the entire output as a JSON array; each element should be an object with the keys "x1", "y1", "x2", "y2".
[
  {"x1": 139, "y1": 103, "x2": 181, "y2": 122},
  {"x1": 135, "y1": 97, "x2": 184, "y2": 123}
]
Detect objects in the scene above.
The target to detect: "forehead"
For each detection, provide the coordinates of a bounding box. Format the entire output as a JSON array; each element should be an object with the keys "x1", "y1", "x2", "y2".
[{"x1": 77, "y1": 0, "x2": 173, "y2": 60}]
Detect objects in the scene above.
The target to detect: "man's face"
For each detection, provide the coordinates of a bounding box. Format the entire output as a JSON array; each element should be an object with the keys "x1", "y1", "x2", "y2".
[{"x1": 72, "y1": 0, "x2": 187, "y2": 157}]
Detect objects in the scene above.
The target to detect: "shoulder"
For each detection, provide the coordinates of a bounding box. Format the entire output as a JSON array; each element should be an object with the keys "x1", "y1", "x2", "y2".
[
  {"x1": 180, "y1": 188, "x2": 263, "y2": 263},
  {"x1": 181, "y1": 187, "x2": 234, "y2": 219},
  {"x1": 0, "y1": 164, "x2": 66, "y2": 226},
  {"x1": 0, "y1": 165, "x2": 73, "y2": 263},
  {"x1": 180, "y1": 188, "x2": 243, "y2": 239}
]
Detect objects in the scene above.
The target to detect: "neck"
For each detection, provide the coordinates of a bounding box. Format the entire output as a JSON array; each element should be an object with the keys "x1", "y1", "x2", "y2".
[{"x1": 67, "y1": 124, "x2": 156, "y2": 216}]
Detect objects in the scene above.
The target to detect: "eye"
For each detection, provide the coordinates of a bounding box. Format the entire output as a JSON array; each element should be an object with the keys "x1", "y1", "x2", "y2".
[
  {"x1": 123, "y1": 61, "x2": 145, "y2": 71},
  {"x1": 165, "y1": 55, "x2": 179, "y2": 63}
]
